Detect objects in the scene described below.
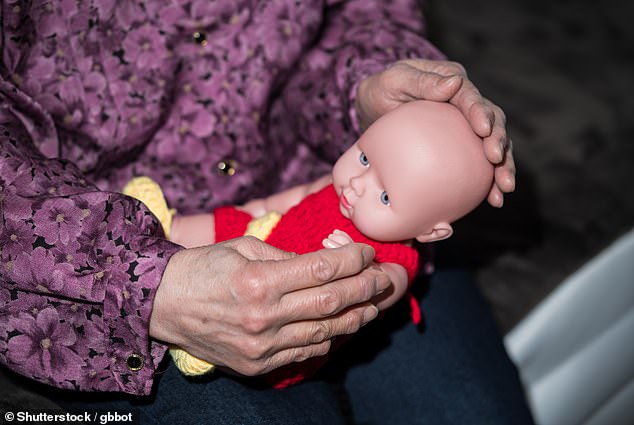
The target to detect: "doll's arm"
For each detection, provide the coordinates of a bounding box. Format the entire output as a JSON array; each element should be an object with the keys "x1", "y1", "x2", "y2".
[
  {"x1": 170, "y1": 175, "x2": 332, "y2": 248},
  {"x1": 240, "y1": 174, "x2": 332, "y2": 217},
  {"x1": 169, "y1": 213, "x2": 216, "y2": 248},
  {"x1": 323, "y1": 231, "x2": 408, "y2": 311}
]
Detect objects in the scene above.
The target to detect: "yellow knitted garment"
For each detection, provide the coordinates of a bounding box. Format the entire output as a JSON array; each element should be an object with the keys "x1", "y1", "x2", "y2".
[
  {"x1": 122, "y1": 176, "x2": 281, "y2": 376},
  {"x1": 122, "y1": 177, "x2": 176, "y2": 239}
]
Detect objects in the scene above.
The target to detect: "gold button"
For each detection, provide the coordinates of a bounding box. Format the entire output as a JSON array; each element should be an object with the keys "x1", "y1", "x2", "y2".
[
  {"x1": 192, "y1": 31, "x2": 208, "y2": 47},
  {"x1": 126, "y1": 354, "x2": 144, "y2": 371},
  {"x1": 216, "y1": 159, "x2": 237, "y2": 176}
]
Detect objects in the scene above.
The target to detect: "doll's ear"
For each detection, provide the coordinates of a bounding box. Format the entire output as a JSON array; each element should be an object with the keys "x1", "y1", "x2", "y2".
[{"x1": 415, "y1": 222, "x2": 453, "y2": 243}]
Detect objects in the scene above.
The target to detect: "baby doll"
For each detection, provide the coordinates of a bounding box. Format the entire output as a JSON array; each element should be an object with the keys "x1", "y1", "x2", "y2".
[{"x1": 124, "y1": 100, "x2": 494, "y2": 386}]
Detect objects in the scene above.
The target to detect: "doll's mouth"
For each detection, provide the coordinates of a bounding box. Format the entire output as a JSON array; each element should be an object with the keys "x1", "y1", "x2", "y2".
[{"x1": 340, "y1": 193, "x2": 352, "y2": 210}]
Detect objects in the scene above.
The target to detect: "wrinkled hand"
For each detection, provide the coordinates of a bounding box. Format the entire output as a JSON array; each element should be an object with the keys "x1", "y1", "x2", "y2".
[
  {"x1": 356, "y1": 59, "x2": 515, "y2": 207},
  {"x1": 149, "y1": 236, "x2": 389, "y2": 376}
]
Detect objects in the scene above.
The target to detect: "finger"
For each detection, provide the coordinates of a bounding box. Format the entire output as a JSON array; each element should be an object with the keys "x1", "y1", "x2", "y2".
[
  {"x1": 322, "y1": 238, "x2": 341, "y2": 249},
  {"x1": 387, "y1": 64, "x2": 463, "y2": 102},
  {"x1": 253, "y1": 243, "x2": 376, "y2": 294},
  {"x1": 400, "y1": 58, "x2": 467, "y2": 78},
  {"x1": 278, "y1": 267, "x2": 390, "y2": 321},
  {"x1": 223, "y1": 236, "x2": 296, "y2": 262},
  {"x1": 272, "y1": 303, "x2": 378, "y2": 351},
  {"x1": 495, "y1": 152, "x2": 516, "y2": 194},
  {"x1": 468, "y1": 101, "x2": 495, "y2": 137},
  {"x1": 449, "y1": 79, "x2": 495, "y2": 137},
  {"x1": 328, "y1": 232, "x2": 352, "y2": 246},
  {"x1": 481, "y1": 105, "x2": 508, "y2": 163},
  {"x1": 332, "y1": 229, "x2": 352, "y2": 239},
  {"x1": 261, "y1": 340, "x2": 333, "y2": 375},
  {"x1": 487, "y1": 185, "x2": 504, "y2": 208}
]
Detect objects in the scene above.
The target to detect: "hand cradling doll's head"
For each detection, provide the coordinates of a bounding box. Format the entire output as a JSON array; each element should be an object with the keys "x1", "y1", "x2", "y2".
[{"x1": 332, "y1": 100, "x2": 494, "y2": 243}]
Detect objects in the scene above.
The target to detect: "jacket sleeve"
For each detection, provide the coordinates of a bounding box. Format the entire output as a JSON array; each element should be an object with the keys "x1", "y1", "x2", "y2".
[
  {"x1": 0, "y1": 80, "x2": 182, "y2": 395},
  {"x1": 267, "y1": 0, "x2": 446, "y2": 175}
]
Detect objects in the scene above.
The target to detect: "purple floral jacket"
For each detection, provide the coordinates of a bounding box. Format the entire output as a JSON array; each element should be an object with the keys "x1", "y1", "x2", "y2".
[{"x1": 0, "y1": 0, "x2": 442, "y2": 395}]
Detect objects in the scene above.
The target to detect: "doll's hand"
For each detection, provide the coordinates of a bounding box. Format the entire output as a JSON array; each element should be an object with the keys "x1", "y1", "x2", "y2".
[
  {"x1": 322, "y1": 231, "x2": 405, "y2": 311},
  {"x1": 322, "y1": 229, "x2": 354, "y2": 249},
  {"x1": 356, "y1": 59, "x2": 515, "y2": 207}
]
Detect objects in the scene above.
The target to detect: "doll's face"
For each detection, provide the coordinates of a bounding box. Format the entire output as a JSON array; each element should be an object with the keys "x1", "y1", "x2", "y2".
[{"x1": 332, "y1": 133, "x2": 430, "y2": 242}]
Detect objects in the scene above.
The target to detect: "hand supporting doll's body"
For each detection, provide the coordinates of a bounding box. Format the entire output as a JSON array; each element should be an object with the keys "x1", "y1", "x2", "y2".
[{"x1": 131, "y1": 100, "x2": 494, "y2": 386}]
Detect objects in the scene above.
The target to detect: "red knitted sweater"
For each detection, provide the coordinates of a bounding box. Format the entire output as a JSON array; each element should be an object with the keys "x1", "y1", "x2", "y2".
[{"x1": 214, "y1": 184, "x2": 421, "y2": 388}]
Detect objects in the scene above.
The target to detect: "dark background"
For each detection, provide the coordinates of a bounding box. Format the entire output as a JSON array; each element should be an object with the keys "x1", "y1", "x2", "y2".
[{"x1": 427, "y1": 0, "x2": 634, "y2": 333}]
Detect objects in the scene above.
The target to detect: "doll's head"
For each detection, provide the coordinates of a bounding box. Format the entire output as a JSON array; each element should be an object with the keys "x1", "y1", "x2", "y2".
[{"x1": 332, "y1": 100, "x2": 494, "y2": 243}]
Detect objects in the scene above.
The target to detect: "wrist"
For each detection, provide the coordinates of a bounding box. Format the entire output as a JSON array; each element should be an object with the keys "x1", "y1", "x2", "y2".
[{"x1": 149, "y1": 250, "x2": 183, "y2": 345}]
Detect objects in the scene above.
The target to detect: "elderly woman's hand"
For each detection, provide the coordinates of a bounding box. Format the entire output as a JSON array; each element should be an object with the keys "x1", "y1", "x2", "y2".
[
  {"x1": 356, "y1": 59, "x2": 515, "y2": 207},
  {"x1": 149, "y1": 236, "x2": 388, "y2": 376}
]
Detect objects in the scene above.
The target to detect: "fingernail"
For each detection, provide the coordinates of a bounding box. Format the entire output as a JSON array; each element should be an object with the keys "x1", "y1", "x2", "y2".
[
  {"x1": 440, "y1": 74, "x2": 460, "y2": 86},
  {"x1": 361, "y1": 245, "x2": 375, "y2": 264},
  {"x1": 497, "y1": 149, "x2": 504, "y2": 164},
  {"x1": 362, "y1": 306, "x2": 379, "y2": 324}
]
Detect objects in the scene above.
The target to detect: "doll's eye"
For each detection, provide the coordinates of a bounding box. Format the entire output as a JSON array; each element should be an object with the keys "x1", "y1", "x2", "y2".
[
  {"x1": 380, "y1": 191, "x2": 390, "y2": 206},
  {"x1": 359, "y1": 152, "x2": 369, "y2": 166}
]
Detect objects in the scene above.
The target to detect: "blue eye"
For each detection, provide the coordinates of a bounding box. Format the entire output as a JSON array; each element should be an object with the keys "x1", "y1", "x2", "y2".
[
  {"x1": 359, "y1": 152, "x2": 369, "y2": 166},
  {"x1": 380, "y1": 191, "x2": 390, "y2": 206}
]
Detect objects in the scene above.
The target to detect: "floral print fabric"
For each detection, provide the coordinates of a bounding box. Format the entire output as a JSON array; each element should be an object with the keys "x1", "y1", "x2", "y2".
[{"x1": 0, "y1": 0, "x2": 442, "y2": 394}]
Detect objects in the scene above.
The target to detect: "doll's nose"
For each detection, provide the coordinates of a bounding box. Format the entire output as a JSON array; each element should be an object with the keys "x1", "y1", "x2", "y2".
[{"x1": 350, "y1": 175, "x2": 365, "y2": 196}]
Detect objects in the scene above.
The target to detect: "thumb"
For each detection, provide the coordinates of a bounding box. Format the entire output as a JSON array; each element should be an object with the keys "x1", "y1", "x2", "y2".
[
  {"x1": 388, "y1": 65, "x2": 463, "y2": 102},
  {"x1": 223, "y1": 236, "x2": 296, "y2": 262}
]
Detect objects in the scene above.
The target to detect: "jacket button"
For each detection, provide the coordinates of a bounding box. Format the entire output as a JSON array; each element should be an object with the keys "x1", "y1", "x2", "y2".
[
  {"x1": 193, "y1": 31, "x2": 208, "y2": 47},
  {"x1": 216, "y1": 159, "x2": 237, "y2": 176},
  {"x1": 126, "y1": 354, "x2": 144, "y2": 371}
]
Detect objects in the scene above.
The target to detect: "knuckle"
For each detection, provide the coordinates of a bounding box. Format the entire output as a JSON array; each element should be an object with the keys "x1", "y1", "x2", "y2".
[
  {"x1": 240, "y1": 361, "x2": 265, "y2": 376},
  {"x1": 293, "y1": 348, "x2": 313, "y2": 364},
  {"x1": 242, "y1": 336, "x2": 270, "y2": 361},
  {"x1": 317, "y1": 288, "x2": 342, "y2": 316},
  {"x1": 416, "y1": 72, "x2": 428, "y2": 88},
  {"x1": 446, "y1": 60, "x2": 466, "y2": 75},
  {"x1": 343, "y1": 310, "x2": 363, "y2": 335},
  {"x1": 294, "y1": 341, "x2": 332, "y2": 364},
  {"x1": 240, "y1": 268, "x2": 268, "y2": 302},
  {"x1": 315, "y1": 340, "x2": 332, "y2": 357},
  {"x1": 241, "y1": 235, "x2": 260, "y2": 245},
  {"x1": 311, "y1": 253, "x2": 337, "y2": 282},
  {"x1": 349, "y1": 316, "x2": 363, "y2": 334},
  {"x1": 309, "y1": 321, "x2": 331, "y2": 344},
  {"x1": 356, "y1": 273, "x2": 377, "y2": 301},
  {"x1": 293, "y1": 350, "x2": 313, "y2": 363},
  {"x1": 242, "y1": 310, "x2": 270, "y2": 334}
]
